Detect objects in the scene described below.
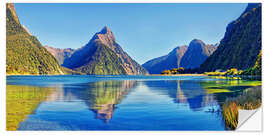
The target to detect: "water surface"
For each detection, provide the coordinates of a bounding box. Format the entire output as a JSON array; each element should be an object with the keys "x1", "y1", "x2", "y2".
[{"x1": 6, "y1": 75, "x2": 261, "y2": 130}]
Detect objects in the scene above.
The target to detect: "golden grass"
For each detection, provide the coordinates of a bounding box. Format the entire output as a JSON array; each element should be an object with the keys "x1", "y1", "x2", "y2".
[
  {"x1": 237, "y1": 86, "x2": 262, "y2": 110},
  {"x1": 222, "y1": 86, "x2": 261, "y2": 130},
  {"x1": 222, "y1": 100, "x2": 239, "y2": 130}
]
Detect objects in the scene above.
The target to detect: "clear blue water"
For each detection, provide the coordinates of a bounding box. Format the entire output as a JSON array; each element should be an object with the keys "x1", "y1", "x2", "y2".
[{"x1": 6, "y1": 75, "x2": 257, "y2": 131}]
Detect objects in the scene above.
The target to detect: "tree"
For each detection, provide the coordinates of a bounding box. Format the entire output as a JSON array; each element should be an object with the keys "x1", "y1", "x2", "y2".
[{"x1": 177, "y1": 67, "x2": 184, "y2": 74}]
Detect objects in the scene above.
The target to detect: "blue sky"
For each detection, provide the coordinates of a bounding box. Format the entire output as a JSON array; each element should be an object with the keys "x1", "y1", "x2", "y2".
[{"x1": 14, "y1": 3, "x2": 247, "y2": 64}]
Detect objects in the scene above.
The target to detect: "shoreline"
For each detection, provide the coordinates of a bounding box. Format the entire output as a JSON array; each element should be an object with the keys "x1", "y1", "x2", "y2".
[
  {"x1": 148, "y1": 74, "x2": 206, "y2": 76},
  {"x1": 6, "y1": 74, "x2": 207, "y2": 76}
]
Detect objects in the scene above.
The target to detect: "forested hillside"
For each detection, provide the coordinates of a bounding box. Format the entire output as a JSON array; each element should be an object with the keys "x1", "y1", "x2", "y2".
[
  {"x1": 6, "y1": 3, "x2": 63, "y2": 75},
  {"x1": 200, "y1": 3, "x2": 262, "y2": 72}
]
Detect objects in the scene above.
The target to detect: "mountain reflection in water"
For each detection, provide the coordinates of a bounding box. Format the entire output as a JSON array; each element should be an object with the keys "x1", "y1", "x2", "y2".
[
  {"x1": 43, "y1": 80, "x2": 231, "y2": 123},
  {"x1": 6, "y1": 76, "x2": 261, "y2": 130},
  {"x1": 144, "y1": 80, "x2": 218, "y2": 111},
  {"x1": 43, "y1": 80, "x2": 137, "y2": 123}
]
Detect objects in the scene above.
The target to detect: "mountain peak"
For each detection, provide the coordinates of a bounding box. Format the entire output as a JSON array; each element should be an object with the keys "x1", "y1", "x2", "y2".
[
  {"x1": 90, "y1": 26, "x2": 116, "y2": 48},
  {"x1": 180, "y1": 39, "x2": 214, "y2": 69},
  {"x1": 6, "y1": 4, "x2": 64, "y2": 75},
  {"x1": 63, "y1": 26, "x2": 148, "y2": 75},
  {"x1": 7, "y1": 3, "x2": 20, "y2": 24},
  {"x1": 7, "y1": 3, "x2": 15, "y2": 11},
  {"x1": 170, "y1": 45, "x2": 187, "y2": 54},
  {"x1": 244, "y1": 3, "x2": 261, "y2": 13},
  {"x1": 99, "y1": 26, "x2": 112, "y2": 34},
  {"x1": 189, "y1": 39, "x2": 206, "y2": 50},
  {"x1": 191, "y1": 39, "x2": 204, "y2": 44}
]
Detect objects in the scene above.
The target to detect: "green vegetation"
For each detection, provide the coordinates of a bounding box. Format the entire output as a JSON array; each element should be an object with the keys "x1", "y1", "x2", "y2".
[
  {"x1": 6, "y1": 85, "x2": 54, "y2": 130},
  {"x1": 161, "y1": 67, "x2": 184, "y2": 74},
  {"x1": 236, "y1": 86, "x2": 261, "y2": 109},
  {"x1": 75, "y1": 42, "x2": 127, "y2": 75},
  {"x1": 221, "y1": 86, "x2": 261, "y2": 130},
  {"x1": 204, "y1": 50, "x2": 261, "y2": 78},
  {"x1": 204, "y1": 68, "x2": 243, "y2": 76},
  {"x1": 63, "y1": 26, "x2": 148, "y2": 75},
  {"x1": 85, "y1": 80, "x2": 135, "y2": 122},
  {"x1": 61, "y1": 67, "x2": 85, "y2": 75},
  {"x1": 200, "y1": 4, "x2": 261, "y2": 72},
  {"x1": 241, "y1": 51, "x2": 262, "y2": 76},
  {"x1": 204, "y1": 71, "x2": 226, "y2": 76},
  {"x1": 201, "y1": 79, "x2": 261, "y2": 94},
  {"x1": 88, "y1": 81, "x2": 127, "y2": 109},
  {"x1": 201, "y1": 79, "x2": 261, "y2": 88},
  {"x1": 6, "y1": 4, "x2": 63, "y2": 75}
]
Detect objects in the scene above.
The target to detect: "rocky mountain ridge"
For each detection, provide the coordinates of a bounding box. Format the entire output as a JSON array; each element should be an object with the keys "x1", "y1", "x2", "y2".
[
  {"x1": 44, "y1": 46, "x2": 75, "y2": 65},
  {"x1": 62, "y1": 26, "x2": 148, "y2": 75}
]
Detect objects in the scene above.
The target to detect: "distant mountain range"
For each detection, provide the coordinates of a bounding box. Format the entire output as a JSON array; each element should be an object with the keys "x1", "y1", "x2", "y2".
[
  {"x1": 142, "y1": 46, "x2": 187, "y2": 74},
  {"x1": 142, "y1": 39, "x2": 218, "y2": 74},
  {"x1": 200, "y1": 3, "x2": 262, "y2": 72},
  {"x1": 6, "y1": 3, "x2": 261, "y2": 75},
  {"x1": 6, "y1": 3, "x2": 63, "y2": 75},
  {"x1": 44, "y1": 46, "x2": 75, "y2": 65},
  {"x1": 61, "y1": 26, "x2": 148, "y2": 75},
  {"x1": 180, "y1": 39, "x2": 218, "y2": 69}
]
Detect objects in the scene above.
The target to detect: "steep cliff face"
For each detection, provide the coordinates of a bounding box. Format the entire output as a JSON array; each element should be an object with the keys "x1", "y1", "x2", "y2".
[
  {"x1": 44, "y1": 46, "x2": 75, "y2": 65},
  {"x1": 180, "y1": 39, "x2": 218, "y2": 69},
  {"x1": 200, "y1": 3, "x2": 262, "y2": 72},
  {"x1": 6, "y1": 3, "x2": 63, "y2": 75},
  {"x1": 142, "y1": 46, "x2": 188, "y2": 74},
  {"x1": 63, "y1": 26, "x2": 148, "y2": 75}
]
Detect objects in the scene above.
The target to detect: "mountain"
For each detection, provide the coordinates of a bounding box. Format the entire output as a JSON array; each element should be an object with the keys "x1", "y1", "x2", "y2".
[
  {"x1": 200, "y1": 3, "x2": 262, "y2": 72},
  {"x1": 44, "y1": 46, "x2": 75, "y2": 65},
  {"x1": 6, "y1": 3, "x2": 63, "y2": 75},
  {"x1": 142, "y1": 39, "x2": 218, "y2": 74},
  {"x1": 180, "y1": 39, "x2": 218, "y2": 69},
  {"x1": 142, "y1": 45, "x2": 188, "y2": 74},
  {"x1": 62, "y1": 26, "x2": 148, "y2": 75},
  {"x1": 253, "y1": 50, "x2": 262, "y2": 75},
  {"x1": 241, "y1": 50, "x2": 262, "y2": 76}
]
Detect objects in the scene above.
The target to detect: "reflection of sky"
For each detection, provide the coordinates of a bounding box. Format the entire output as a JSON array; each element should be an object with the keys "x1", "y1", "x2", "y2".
[
  {"x1": 144, "y1": 80, "x2": 218, "y2": 111},
  {"x1": 42, "y1": 80, "x2": 219, "y2": 112},
  {"x1": 7, "y1": 75, "x2": 216, "y2": 87},
  {"x1": 8, "y1": 76, "x2": 253, "y2": 130}
]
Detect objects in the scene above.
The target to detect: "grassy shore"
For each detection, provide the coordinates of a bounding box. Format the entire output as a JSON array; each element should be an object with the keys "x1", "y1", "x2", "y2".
[
  {"x1": 222, "y1": 86, "x2": 261, "y2": 130},
  {"x1": 149, "y1": 74, "x2": 206, "y2": 76}
]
